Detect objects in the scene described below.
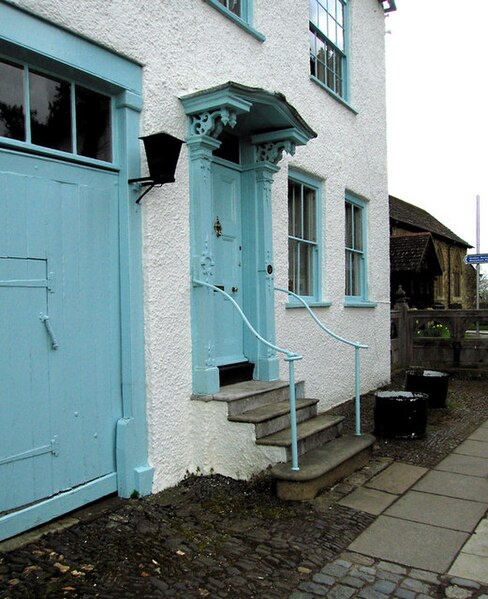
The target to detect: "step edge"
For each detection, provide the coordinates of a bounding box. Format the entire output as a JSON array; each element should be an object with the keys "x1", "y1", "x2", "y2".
[
  {"x1": 191, "y1": 379, "x2": 305, "y2": 403},
  {"x1": 228, "y1": 399, "x2": 319, "y2": 423},
  {"x1": 271, "y1": 433, "x2": 376, "y2": 481},
  {"x1": 256, "y1": 414, "x2": 345, "y2": 446}
]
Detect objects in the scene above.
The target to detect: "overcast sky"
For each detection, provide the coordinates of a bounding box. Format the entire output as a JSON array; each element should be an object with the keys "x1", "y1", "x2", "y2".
[{"x1": 385, "y1": 0, "x2": 488, "y2": 273}]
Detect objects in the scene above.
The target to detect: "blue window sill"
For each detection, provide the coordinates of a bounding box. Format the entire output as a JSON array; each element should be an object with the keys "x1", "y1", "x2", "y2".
[
  {"x1": 310, "y1": 76, "x2": 358, "y2": 114},
  {"x1": 344, "y1": 299, "x2": 377, "y2": 309},
  {"x1": 286, "y1": 300, "x2": 332, "y2": 309},
  {"x1": 203, "y1": 0, "x2": 265, "y2": 42}
]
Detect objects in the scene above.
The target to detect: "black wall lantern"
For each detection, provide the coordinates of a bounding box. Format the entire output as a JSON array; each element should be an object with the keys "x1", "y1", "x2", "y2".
[{"x1": 129, "y1": 131, "x2": 184, "y2": 204}]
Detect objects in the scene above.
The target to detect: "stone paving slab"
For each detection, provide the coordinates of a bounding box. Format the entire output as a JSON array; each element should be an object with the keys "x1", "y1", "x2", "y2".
[
  {"x1": 349, "y1": 515, "x2": 469, "y2": 573},
  {"x1": 384, "y1": 490, "x2": 488, "y2": 532},
  {"x1": 364, "y1": 463, "x2": 427, "y2": 495},
  {"x1": 413, "y1": 470, "x2": 488, "y2": 503},
  {"x1": 454, "y1": 439, "x2": 488, "y2": 459},
  {"x1": 337, "y1": 487, "x2": 399, "y2": 515},
  {"x1": 470, "y1": 428, "x2": 488, "y2": 442},
  {"x1": 463, "y1": 532, "x2": 488, "y2": 557},
  {"x1": 449, "y1": 554, "x2": 488, "y2": 585},
  {"x1": 435, "y1": 454, "x2": 488, "y2": 478}
]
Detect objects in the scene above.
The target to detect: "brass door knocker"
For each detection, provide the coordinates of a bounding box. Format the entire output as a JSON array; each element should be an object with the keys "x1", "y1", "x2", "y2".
[{"x1": 214, "y1": 217, "x2": 223, "y2": 237}]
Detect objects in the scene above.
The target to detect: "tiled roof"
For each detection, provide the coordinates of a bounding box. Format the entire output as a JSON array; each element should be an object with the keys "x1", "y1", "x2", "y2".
[
  {"x1": 389, "y1": 195, "x2": 472, "y2": 247},
  {"x1": 390, "y1": 232, "x2": 442, "y2": 274}
]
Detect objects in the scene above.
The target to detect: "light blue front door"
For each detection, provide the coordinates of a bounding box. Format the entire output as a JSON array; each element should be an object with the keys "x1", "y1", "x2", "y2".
[
  {"x1": 211, "y1": 162, "x2": 246, "y2": 366},
  {"x1": 0, "y1": 149, "x2": 122, "y2": 515}
]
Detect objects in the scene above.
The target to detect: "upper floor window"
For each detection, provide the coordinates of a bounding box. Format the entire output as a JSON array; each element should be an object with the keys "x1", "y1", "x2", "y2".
[
  {"x1": 288, "y1": 173, "x2": 321, "y2": 301},
  {"x1": 345, "y1": 195, "x2": 366, "y2": 299},
  {"x1": 216, "y1": 0, "x2": 242, "y2": 17},
  {"x1": 203, "y1": 0, "x2": 265, "y2": 41},
  {"x1": 0, "y1": 58, "x2": 112, "y2": 162},
  {"x1": 309, "y1": 0, "x2": 347, "y2": 99}
]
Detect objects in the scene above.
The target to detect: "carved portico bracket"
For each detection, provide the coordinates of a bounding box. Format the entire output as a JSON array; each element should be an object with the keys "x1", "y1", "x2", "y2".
[
  {"x1": 189, "y1": 108, "x2": 238, "y2": 138},
  {"x1": 255, "y1": 140, "x2": 296, "y2": 165},
  {"x1": 251, "y1": 127, "x2": 309, "y2": 166}
]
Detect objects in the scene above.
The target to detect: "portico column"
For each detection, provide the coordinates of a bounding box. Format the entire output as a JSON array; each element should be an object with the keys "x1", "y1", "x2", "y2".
[
  {"x1": 188, "y1": 134, "x2": 221, "y2": 395},
  {"x1": 245, "y1": 139, "x2": 298, "y2": 381},
  {"x1": 250, "y1": 161, "x2": 281, "y2": 380}
]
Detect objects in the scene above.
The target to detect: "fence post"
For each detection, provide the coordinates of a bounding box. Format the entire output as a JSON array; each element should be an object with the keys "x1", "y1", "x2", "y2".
[{"x1": 394, "y1": 286, "x2": 410, "y2": 368}]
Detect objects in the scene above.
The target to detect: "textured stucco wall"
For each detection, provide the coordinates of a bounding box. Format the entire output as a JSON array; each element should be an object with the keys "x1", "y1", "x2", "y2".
[{"x1": 9, "y1": 0, "x2": 391, "y2": 490}]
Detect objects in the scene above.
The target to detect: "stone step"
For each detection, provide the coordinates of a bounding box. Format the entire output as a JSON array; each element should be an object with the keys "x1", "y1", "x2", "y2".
[
  {"x1": 271, "y1": 433, "x2": 376, "y2": 500},
  {"x1": 256, "y1": 413, "x2": 345, "y2": 459},
  {"x1": 228, "y1": 398, "x2": 319, "y2": 439},
  {"x1": 204, "y1": 379, "x2": 305, "y2": 417}
]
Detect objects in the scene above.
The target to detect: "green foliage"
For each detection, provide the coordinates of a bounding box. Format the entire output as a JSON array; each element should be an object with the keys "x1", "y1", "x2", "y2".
[{"x1": 416, "y1": 322, "x2": 450, "y2": 338}]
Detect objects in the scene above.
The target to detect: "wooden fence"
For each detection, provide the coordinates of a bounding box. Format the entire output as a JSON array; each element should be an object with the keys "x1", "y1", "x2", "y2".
[{"x1": 391, "y1": 304, "x2": 488, "y2": 371}]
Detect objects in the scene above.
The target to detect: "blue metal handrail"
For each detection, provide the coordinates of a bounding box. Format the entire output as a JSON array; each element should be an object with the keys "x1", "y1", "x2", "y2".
[
  {"x1": 275, "y1": 287, "x2": 368, "y2": 436},
  {"x1": 193, "y1": 279, "x2": 303, "y2": 471}
]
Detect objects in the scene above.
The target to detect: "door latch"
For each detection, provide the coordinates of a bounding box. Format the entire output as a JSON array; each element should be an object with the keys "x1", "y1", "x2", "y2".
[{"x1": 40, "y1": 313, "x2": 59, "y2": 350}]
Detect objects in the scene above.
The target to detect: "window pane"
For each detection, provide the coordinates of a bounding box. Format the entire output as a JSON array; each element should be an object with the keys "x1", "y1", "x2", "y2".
[
  {"x1": 326, "y1": 47, "x2": 335, "y2": 89},
  {"x1": 0, "y1": 60, "x2": 25, "y2": 141},
  {"x1": 289, "y1": 181, "x2": 302, "y2": 238},
  {"x1": 318, "y1": 4, "x2": 328, "y2": 32},
  {"x1": 345, "y1": 249, "x2": 361, "y2": 296},
  {"x1": 30, "y1": 71, "x2": 71, "y2": 152},
  {"x1": 288, "y1": 238, "x2": 298, "y2": 293},
  {"x1": 351, "y1": 252, "x2": 362, "y2": 296},
  {"x1": 345, "y1": 202, "x2": 353, "y2": 248},
  {"x1": 229, "y1": 0, "x2": 241, "y2": 16},
  {"x1": 335, "y1": 49, "x2": 343, "y2": 95},
  {"x1": 217, "y1": 0, "x2": 241, "y2": 16},
  {"x1": 317, "y1": 37, "x2": 326, "y2": 83},
  {"x1": 328, "y1": 15, "x2": 336, "y2": 45},
  {"x1": 336, "y1": 0, "x2": 344, "y2": 25},
  {"x1": 300, "y1": 243, "x2": 313, "y2": 296},
  {"x1": 354, "y1": 205, "x2": 363, "y2": 250},
  {"x1": 303, "y1": 187, "x2": 316, "y2": 242},
  {"x1": 310, "y1": 0, "x2": 318, "y2": 26},
  {"x1": 337, "y1": 26, "x2": 344, "y2": 51},
  {"x1": 76, "y1": 86, "x2": 112, "y2": 161}
]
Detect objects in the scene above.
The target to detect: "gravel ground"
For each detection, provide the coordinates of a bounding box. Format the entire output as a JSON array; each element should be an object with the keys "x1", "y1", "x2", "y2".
[
  {"x1": 332, "y1": 370, "x2": 488, "y2": 468},
  {"x1": 1, "y1": 372, "x2": 487, "y2": 598}
]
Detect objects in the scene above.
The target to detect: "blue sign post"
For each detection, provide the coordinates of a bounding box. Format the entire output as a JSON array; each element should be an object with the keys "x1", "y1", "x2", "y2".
[{"x1": 464, "y1": 253, "x2": 488, "y2": 265}]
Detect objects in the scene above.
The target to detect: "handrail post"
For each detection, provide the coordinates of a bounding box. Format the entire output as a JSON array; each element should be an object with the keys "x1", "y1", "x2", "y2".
[
  {"x1": 354, "y1": 345, "x2": 361, "y2": 436},
  {"x1": 286, "y1": 356, "x2": 300, "y2": 471},
  {"x1": 193, "y1": 279, "x2": 303, "y2": 471}
]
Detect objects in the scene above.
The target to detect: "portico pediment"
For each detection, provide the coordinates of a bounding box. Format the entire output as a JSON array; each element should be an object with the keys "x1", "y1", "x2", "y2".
[{"x1": 181, "y1": 81, "x2": 316, "y2": 153}]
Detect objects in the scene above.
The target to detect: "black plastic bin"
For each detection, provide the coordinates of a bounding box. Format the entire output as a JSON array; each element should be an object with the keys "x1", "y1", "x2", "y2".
[
  {"x1": 374, "y1": 391, "x2": 428, "y2": 439},
  {"x1": 405, "y1": 369, "x2": 449, "y2": 409}
]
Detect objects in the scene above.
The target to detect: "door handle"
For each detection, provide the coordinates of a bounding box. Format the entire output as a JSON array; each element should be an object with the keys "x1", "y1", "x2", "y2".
[
  {"x1": 232, "y1": 287, "x2": 238, "y2": 293},
  {"x1": 40, "y1": 313, "x2": 59, "y2": 350}
]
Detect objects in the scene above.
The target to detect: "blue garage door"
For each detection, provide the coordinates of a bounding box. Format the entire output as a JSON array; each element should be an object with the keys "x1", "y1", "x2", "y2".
[{"x1": 0, "y1": 59, "x2": 122, "y2": 518}]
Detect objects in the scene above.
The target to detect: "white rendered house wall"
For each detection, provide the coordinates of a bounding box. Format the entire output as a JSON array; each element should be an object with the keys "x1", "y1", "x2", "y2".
[{"x1": 11, "y1": 0, "x2": 391, "y2": 490}]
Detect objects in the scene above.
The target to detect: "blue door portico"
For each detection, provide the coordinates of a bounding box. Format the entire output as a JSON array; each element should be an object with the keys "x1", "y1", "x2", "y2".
[
  {"x1": 0, "y1": 3, "x2": 152, "y2": 541},
  {"x1": 182, "y1": 83, "x2": 317, "y2": 395}
]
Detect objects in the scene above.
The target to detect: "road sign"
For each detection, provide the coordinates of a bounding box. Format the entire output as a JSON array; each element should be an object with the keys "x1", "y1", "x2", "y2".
[{"x1": 464, "y1": 253, "x2": 488, "y2": 264}]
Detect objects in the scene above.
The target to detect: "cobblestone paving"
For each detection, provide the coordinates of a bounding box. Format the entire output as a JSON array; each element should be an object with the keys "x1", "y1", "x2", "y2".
[
  {"x1": 290, "y1": 552, "x2": 488, "y2": 599},
  {"x1": 0, "y1": 476, "x2": 375, "y2": 598},
  {"x1": 1, "y1": 375, "x2": 487, "y2": 598}
]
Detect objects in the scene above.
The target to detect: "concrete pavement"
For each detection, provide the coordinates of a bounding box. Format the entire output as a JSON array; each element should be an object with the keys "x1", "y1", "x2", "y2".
[{"x1": 291, "y1": 419, "x2": 488, "y2": 598}]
